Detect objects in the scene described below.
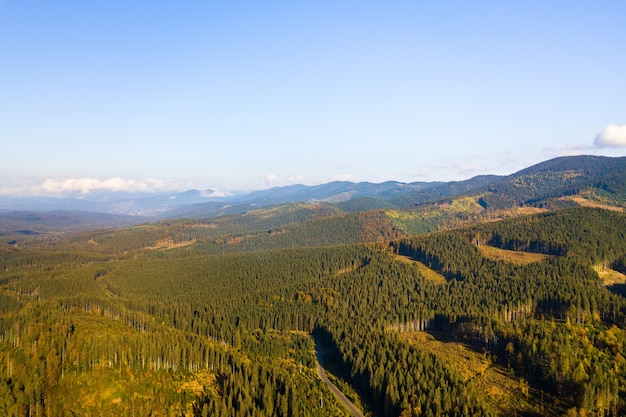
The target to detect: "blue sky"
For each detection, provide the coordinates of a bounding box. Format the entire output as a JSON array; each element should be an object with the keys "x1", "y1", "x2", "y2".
[{"x1": 1, "y1": 1, "x2": 625, "y2": 196}]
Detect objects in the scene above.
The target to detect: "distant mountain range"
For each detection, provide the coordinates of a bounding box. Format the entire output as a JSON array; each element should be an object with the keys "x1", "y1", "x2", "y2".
[{"x1": 1, "y1": 155, "x2": 625, "y2": 233}]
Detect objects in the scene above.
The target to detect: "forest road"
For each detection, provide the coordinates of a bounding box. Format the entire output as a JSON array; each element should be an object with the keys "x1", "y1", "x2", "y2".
[{"x1": 314, "y1": 341, "x2": 365, "y2": 417}]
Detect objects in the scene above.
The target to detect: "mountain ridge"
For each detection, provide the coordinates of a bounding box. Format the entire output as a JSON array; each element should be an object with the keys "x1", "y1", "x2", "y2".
[{"x1": 1, "y1": 155, "x2": 625, "y2": 233}]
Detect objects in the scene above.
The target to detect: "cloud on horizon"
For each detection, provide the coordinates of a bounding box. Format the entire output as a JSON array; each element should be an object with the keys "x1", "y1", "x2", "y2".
[
  {"x1": 411, "y1": 160, "x2": 498, "y2": 182},
  {"x1": 0, "y1": 177, "x2": 193, "y2": 197},
  {"x1": 594, "y1": 124, "x2": 626, "y2": 148},
  {"x1": 261, "y1": 173, "x2": 280, "y2": 186},
  {"x1": 542, "y1": 143, "x2": 593, "y2": 159},
  {"x1": 260, "y1": 173, "x2": 307, "y2": 187},
  {"x1": 40, "y1": 177, "x2": 168, "y2": 194}
]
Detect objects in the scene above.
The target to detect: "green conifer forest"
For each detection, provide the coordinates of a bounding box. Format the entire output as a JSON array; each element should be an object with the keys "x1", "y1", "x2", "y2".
[{"x1": 1, "y1": 206, "x2": 626, "y2": 416}]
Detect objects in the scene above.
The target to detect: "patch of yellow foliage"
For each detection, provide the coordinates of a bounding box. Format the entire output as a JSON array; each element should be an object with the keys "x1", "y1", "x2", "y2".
[{"x1": 178, "y1": 371, "x2": 217, "y2": 397}]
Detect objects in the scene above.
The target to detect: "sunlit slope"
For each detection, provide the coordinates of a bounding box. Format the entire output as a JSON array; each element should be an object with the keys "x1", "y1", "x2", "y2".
[
  {"x1": 59, "y1": 204, "x2": 401, "y2": 254},
  {"x1": 399, "y1": 331, "x2": 556, "y2": 416},
  {"x1": 385, "y1": 196, "x2": 485, "y2": 235}
]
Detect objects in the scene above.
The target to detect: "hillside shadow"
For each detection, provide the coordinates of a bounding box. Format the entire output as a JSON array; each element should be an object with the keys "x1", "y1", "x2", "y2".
[
  {"x1": 607, "y1": 283, "x2": 626, "y2": 297},
  {"x1": 312, "y1": 327, "x2": 375, "y2": 415}
]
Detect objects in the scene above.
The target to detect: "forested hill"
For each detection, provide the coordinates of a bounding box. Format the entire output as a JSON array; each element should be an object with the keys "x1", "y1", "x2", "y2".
[
  {"x1": 477, "y1": 155, "x2": 626, "y2": 210},
  {"x1": 2, "y1": 205, "x2": 626, "y2": 416}
]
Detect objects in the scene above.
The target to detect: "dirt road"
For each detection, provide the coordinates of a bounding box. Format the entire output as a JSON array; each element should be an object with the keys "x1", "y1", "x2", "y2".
[{"x1": 315, "y1": 342, "x2": 365, "y2": 417}]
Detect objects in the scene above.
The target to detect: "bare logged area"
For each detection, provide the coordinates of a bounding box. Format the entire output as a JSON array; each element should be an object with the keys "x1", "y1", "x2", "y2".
[
  {"x1": 391, "y1": 254, "x2": 447, "y2": 284},
  {"x1": 147, "y1": 238, "x2": 196, "y2": 250},
  {"x1": 563, "y1": 196, "x2": 624, "y2": 212},
  {"x1": 595, "y1": 265, "x2": 626, "y2": 287},
  {"x1": 400, "y1": 331, "x2": 556, "y2": 416},
  {"x1": 478, "y1": 245, "x2": 553, "y2": 264}
]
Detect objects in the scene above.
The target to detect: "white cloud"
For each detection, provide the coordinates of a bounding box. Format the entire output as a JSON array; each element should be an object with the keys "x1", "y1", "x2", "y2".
[
  {"x1": 261, "y1": 172, "x2": 367, "y2": 186},
  {"x1": 429, "y1": 161, "x2": 493, "y2": 180},
  {"x1": 594, "y1": 124, "x2": 626, "y2": 148},
  {"x1": 259, "y1": 173, "x2": 308, "y2": 187},
  {"x1": 200, "y1": 189, "x2": 230, "y2": 198},
  {"x1": 0, "y1": 177, "x2": 193, "y2": 197},
  {"x1": 542, "y1": 143, "x2": 593, "y2": 159},
  {"x1": 40, "y1": 177, "x2": 170, "y2": 194},
  {"x1": 456, "y1": 163, "x2": 492, "y2": 178},
  {"x1": 410, "y1": 154, "x2": 524, "y2": 182},
  {"x1": 261, "y1": 173, "x2": 280, "y2": 186},
  {"x1": 332, "y1": 174, "x2": 359, "y2": 182}
]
